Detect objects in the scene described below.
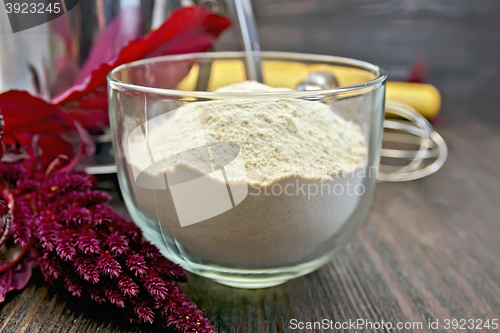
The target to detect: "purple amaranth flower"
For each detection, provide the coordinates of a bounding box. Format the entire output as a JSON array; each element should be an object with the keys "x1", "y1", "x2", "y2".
[
  {"x1": 0, "y1": 162, "x2": 214, "y2": 332},
  {"x1": 15, "y1": 169, "x2": 214, "y2": 332}
]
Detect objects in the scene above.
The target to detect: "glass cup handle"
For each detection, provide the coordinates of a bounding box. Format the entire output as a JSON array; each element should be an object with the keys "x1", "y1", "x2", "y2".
[{"x1": 377, "y1": 101, "x2": 448, "y2": 182}]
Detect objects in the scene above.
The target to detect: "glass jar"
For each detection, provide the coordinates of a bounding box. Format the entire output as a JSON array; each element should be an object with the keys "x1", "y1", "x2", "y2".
[{"x1": 108, "y1": 51, "x2": 386, "y2": 288}]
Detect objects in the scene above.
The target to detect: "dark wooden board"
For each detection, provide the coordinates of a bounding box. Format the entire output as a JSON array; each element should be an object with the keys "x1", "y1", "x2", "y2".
[{"x1": 1, "y1": 2, "x2": 499, "y2": 332}]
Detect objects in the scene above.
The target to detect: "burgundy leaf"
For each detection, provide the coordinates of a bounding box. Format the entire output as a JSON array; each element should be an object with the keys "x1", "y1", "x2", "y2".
[
  {"x1": 74, "y1": 8, "x2": 143, "y2": 85},
  {"x1": 52, "y1": 6, "x2": 231, "y2": 132},
  {"x1": 407, "y1": 59, "x2": 426, "y2": 83},
  {"x1": 0, "y1": 260, "x2": 33, "y2": 302},
  {"x1": 0, "y1": 91, "x2": 94, "y2": 173}
]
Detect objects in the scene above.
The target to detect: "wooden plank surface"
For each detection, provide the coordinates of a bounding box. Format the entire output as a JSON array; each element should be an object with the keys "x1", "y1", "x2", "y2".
[{"x1": 1, "y1": 3, "x2": 499, "y2": 333}]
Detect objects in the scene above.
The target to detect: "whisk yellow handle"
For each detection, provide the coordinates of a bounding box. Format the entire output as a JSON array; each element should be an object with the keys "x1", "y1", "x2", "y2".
[
  {"x1": 386, "y1": 82, "x2": 441, "y2": 119},
  {"x1": 177, "y1": 61, "x2": 442, "y2": 119}
]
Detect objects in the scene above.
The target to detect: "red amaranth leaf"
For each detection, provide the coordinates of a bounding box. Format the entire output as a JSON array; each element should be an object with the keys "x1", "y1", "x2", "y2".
[
  {"x1": 74, "y1": 8, "x2": 143, "y2": 85},
  {"x1": 0, "y1": 91, "x2": 94, "y2": 173},
  {"x1": 52, "y1": 6, "x2": 231, "y2": 131},
  {"x1": 0, "y1": 260, "x2": 33, "y2": 303},
  {"x1": 407, "y1": 59, "x2": 427, "y2": 83}
]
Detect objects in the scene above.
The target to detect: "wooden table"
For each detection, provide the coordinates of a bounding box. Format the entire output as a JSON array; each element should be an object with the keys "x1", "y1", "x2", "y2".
[{"x1": 1, "y1": 4, "x2": 499, "y2": 333}]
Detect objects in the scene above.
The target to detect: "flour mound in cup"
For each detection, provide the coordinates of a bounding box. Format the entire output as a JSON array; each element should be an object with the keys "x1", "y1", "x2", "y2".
[{"x1": 127, "y1": 81, "x2": 368, "y2": 267}]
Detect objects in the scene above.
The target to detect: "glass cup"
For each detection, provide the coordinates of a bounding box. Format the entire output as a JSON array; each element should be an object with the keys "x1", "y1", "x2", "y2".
[{"x1": 108, "y1": 51, "x2": 386, "y2": 288}]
